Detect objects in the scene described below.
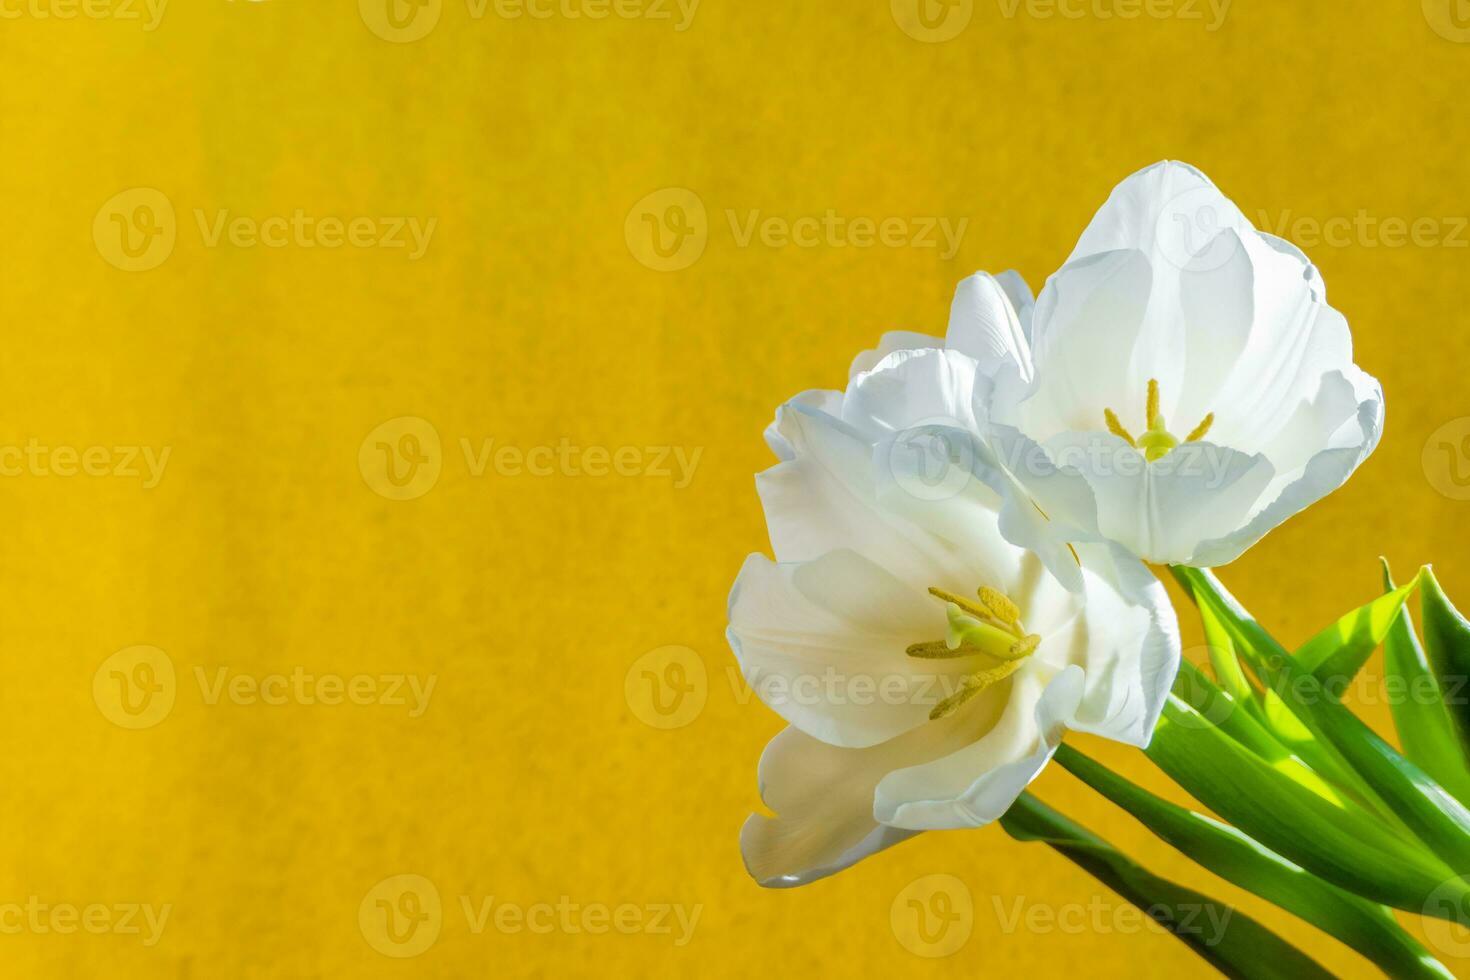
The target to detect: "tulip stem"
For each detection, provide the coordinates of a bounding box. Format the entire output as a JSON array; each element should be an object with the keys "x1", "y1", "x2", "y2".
[{"x1": 999, "y1": 792, "x2": 1336, "y2": 979}]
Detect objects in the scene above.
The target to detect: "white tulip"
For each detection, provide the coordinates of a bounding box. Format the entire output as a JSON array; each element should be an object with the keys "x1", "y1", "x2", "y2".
[
  {"x1": 951, "y1": 161, "x2": 1384, "y2": 569},
  {"x1": 729, "y1": 347, "x2": 1180, "y2": 887}
]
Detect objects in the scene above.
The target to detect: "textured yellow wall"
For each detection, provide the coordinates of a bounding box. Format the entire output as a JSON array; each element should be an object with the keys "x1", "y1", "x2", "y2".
[{"x1": 3, "y1": 0, "x2": 1470, "y2": 976}]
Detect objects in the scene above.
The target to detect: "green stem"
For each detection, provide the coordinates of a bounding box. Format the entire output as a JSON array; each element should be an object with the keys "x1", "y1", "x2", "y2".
[
  {"x1": 1000, "y1": 793, "x2": 1335, "y2": 980},
  {"x1": 1054, "y1": 745, "x2": 1454, "y2": 980}
]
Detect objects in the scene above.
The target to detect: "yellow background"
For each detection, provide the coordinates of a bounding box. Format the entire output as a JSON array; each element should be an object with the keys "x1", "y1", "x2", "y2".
[{"x1": 3, "y1": 0, "x2": 1470, "y2": 976}]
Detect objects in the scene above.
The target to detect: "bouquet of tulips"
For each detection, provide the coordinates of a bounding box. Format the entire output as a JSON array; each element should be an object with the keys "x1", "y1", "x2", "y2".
[{"x1": 726, "y1": 161, "x2": 1470, "y2": 978}]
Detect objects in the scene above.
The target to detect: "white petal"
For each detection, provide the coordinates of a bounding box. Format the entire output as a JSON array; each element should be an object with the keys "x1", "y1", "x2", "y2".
[
  {"x1": 739, "y1": 726, "x2": 920, "y2": 888},
  {"x1": 756, "y1": 401, "x2": 960, "y2": 582},
  {"x1": 1189, "y1": 368, "x2": 1384, "y2": 567},
  {"x1": 1062, "y1": 543, "x2": 1180, "y2": 746},
  {"x1": 874, "y1": 667, "x2": 1085, "y2": 829},
  {"x1": 945, "y1": 272, "x2": 1034, "y2": 381},
  {"x1": 868, "y1": 426, "x2": 1029, "y2": 593},
  {"x1": 727, "y1": 551, "x2": 972, "y2": 748},
  {"x1": 1039, "y1": 431, "x2": 1276, "y2": 566},
  {"x1": 952, "y1": 411, "x2": 1105, "y2": 590},
  {"x1": 849, "y1": 331, "x2": 943, "y2": 380},
  {"x1": 763, "y1": 388, "x2": 842, "y2": 461},
  {"x1": 740, "y1": 690, "x2": 1011, "y2": 885},
  {"x1": 993, "y1": 269, "x2": 1036, "y2": 336},
  {"x1": 842, "y1": 347, "x2": 984, "y2": 439},
  {"x1": 1064, "y1": 160, "x2": 1250, "y2": 270},
  {"x1": 1022, "y1": 249, "x2": 1154, "y2": 439},
  {"x1": 1208, "y1": 295, "x2": 1354, "y2": 453}
]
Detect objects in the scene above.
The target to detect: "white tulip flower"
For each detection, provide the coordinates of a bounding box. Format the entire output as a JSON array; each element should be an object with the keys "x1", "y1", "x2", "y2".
[
  {"x1": 948, "y1": 161, "x2": 1384, "y2": 570},
  {"x1": 729, "y1": 347, "x2": 1180, "y2": 887}
]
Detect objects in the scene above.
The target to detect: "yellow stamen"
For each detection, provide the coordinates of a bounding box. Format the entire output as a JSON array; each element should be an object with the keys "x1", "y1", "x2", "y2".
[
  {"x1": 1103, "y1": 408, "x2": 1136, "y2": 447},
  {"x1": 1010, "y1": 634, "x2": 1041, "y2": 658},
  {"x1": 928, "y1": 586, "x2": 993, "y2": 624},
  {"x1": 930, "y1": 660, "x2": 1025, "y2": 720},
  {"x1": 978, "y1": 587, "x2": 1021, "y2": 627},
  {"x1": 946, "y1": 605, "x2": 1024, "y2": 657},
  {"x1": 1104, "y1": 380, "x2": 1215, "y2": 462},
  {"x1": 1185, "y1": 412, "x2": 1215, "y2": 444},
  {"x1": 907, "y1": 641, "x2": 983, "y2": 660}
]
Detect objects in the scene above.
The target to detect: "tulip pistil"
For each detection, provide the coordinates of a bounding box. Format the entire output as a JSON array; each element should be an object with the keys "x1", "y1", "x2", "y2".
[
  {"x1": 907, "y1": 585, "x2": 1041, "y2": 720},
  {"x1": 1103, "y1": 379, "x2": 1214, "y2": 462}
]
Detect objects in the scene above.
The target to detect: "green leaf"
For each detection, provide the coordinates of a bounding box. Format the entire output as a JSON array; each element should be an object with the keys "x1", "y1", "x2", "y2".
[
  {"x1": 1173, "y1": 566, "x2": 1470, "y2": 881},
  {"x1": 1177, "y1": 569, "x2": 1256, "y2": 705},
  {"x1": 1146, "y1": 696, "x2": 1466, "y2": 916},
  {"x1": 1000, "y1": 793, "x2": 1336, "y2": 980},
  {"x1": 1382, "y1": 561, "x2": 1470, "y2": 809},
  {"x1": 1171, "y1": 660, "x2": 1347, "y2": 806},
  {"x1": 1177, "y1": 571, "x2": 1389, "y2": 807},
  {"x1": 1294, "y1": 573, "x2": 1420, "y2": 682},
  {"x1": 1420, "y1": 567, "x2": 1470, "y2": 753},
  {"x1": 1055, "y1": 745, "x2": 1454, "y2": 980}
]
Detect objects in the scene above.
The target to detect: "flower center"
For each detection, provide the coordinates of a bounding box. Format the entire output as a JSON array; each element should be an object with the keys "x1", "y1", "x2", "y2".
[
  {"x1": 906, "y1": 585, "x2": 1040, "y2": 720},
  {"x1": 1103, "y1": 378, "x2": 1215, "y2": 462}
]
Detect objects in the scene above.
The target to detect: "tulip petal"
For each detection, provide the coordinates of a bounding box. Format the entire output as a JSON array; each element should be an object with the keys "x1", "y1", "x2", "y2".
[
  {"x1": 848, "y1": 330, "x2": 942, "y2": 380},
  {"x1": 740, "y1": 697, "x2": 1011, "y2": 886},
  {"x1": 1021, "y1": 248, "x2": 1154, "y2": 438},
  {"x1": 727, "y1": 551, "x2": 973, "y2": 748},
  {"x1": 739, "y1": 726, "x2": 921, "y2": 888},
  {"x1": 874, "y1": 667, "x2": 1085, "y2": 829},
  {"x1": 1064, "y1": 543, "x2": 1181, "y2": 747},
  {"x1": 756, "y1": 400, "x2": 968, "y2": 584},
  {"x1": 1189, "y1": 368, "x2": 1383, "y2": 567},
  {"x1": 945, "y1": 271, "x2": 1034, "y2": 381}
]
